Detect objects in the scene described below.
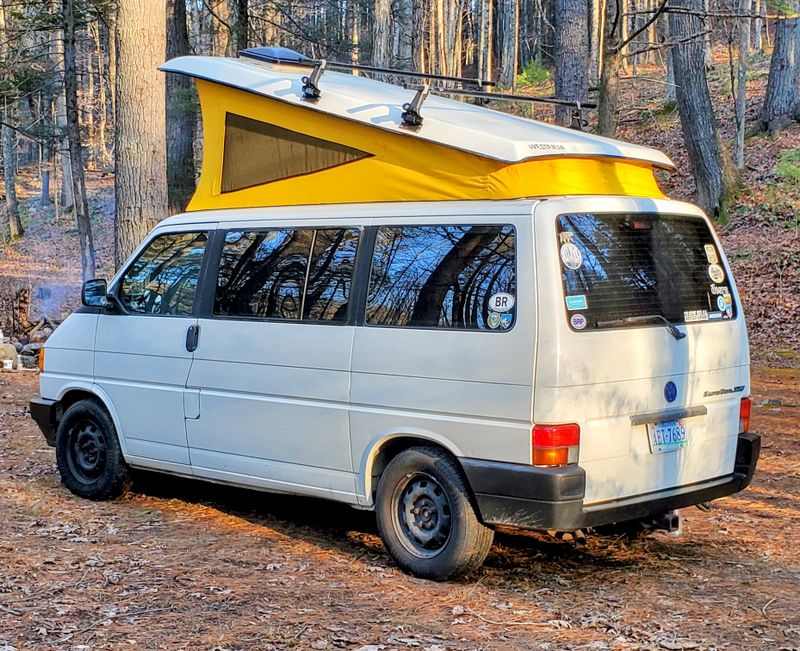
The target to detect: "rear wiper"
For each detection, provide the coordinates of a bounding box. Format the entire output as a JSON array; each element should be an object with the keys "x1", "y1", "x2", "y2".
[{"x1": 596, "y1": 314, "x2": 687, "y2": 341}]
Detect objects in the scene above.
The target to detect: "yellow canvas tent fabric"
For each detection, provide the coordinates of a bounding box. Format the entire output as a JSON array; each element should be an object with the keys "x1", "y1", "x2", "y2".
[{"x1": 186, "y1": 78, "x2": 665, "y2": 212}]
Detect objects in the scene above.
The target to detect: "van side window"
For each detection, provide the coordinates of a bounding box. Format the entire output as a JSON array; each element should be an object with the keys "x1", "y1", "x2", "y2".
[
  {"x1": 366, "y1": 225, "x2": 516, "y2": 330},
  {"x1": 118, "y1": 231, "x2": 207, "y2": 315},
  {"x1": 214, "y1": 228, "x2": 359, "y2": 322},
  {"x1": 304, "y1": 229, "x2": 359, "y2": 322}
]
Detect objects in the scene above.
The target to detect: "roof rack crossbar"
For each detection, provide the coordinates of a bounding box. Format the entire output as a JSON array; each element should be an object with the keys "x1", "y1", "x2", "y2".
[{"x1": 426, "y1": 86, "x2": 597, "y2": 111}]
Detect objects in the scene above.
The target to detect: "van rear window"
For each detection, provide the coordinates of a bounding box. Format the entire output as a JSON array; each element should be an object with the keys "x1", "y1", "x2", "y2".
[{"x1": 557, "y1": 213, "x2": 736, "y2": 331}]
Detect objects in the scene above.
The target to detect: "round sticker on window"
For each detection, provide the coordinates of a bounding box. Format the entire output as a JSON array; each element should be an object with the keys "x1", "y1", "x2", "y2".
[
  {"x1": 487, "y1": 312, "x2": 501, "y2": 329},
  {"x1": 560, "y1": 242, "x2": 583, "y2": 270},
  {"x1": 488, "y1": 292, "x2": 515, "y2": 313},
  {"x1": 570, "y1": 314, "x2": 587, "y2": 330},
  {"x1": 716, "y1": 295, "x2": 726, "y2": 311},
  {"x1": 708, "y1": 263, "x2": 725, "y2": 284}
]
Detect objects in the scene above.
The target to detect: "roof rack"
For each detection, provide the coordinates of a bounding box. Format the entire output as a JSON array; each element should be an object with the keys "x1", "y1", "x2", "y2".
[{"x1": 240, "y1": 46, "x2": 594, "y2": 130}]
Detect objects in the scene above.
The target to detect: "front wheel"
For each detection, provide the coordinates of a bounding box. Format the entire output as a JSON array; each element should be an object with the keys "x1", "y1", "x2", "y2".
[
  {"x1": 375, "y1": 446, "x2": 494, "y2": 580},
  {"x1": 55, "y1": 399, "x2": 130, "y2": 500}
]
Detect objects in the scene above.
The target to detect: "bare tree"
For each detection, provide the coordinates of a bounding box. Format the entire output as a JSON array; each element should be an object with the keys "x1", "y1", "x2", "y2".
[
  {"x1": 758, "y1": 3, "x2": 800, "y2": 135},
  {"x1": 554, "y1": 0, "x2": 589, "y2": 126},
  {"x1": 115, "y1": 0, "x2": 168, "y2": 267},
  {"x1": 498, "y1": 0, "x2": 519, "y2": 87},
  {"x1": 670, "y1": 0, "x2": 738, "y2": 219},
  {"x1": 733, "y1": 0, "x2": 751, "y2": 169},
  {"x1": 373, "y1": 0, "x2": 391, "y2": 67},
  {"x1": 166, "y1": 0, "x2": 197, "y2": 213},
  {"x1": 63, "y1": 0, "x2": 95, "y2": 279}
]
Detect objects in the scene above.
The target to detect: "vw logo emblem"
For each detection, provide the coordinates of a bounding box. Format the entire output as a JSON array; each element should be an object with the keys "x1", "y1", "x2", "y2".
[{"x1": 664, "y1": 381, "x2": 677, "y2": 403}]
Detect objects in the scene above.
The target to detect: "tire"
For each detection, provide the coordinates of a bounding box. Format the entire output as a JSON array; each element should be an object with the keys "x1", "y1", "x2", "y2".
[
  {"x1": 375, "y1": 446, "x2": 494, "y2": 580},
  {"x1": 55, "y1": 399, "x2": 130, "y2": 500}
]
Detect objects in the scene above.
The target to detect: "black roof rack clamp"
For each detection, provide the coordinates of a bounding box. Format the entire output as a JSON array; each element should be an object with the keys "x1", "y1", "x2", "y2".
[
  {"x1": 302, "y1": 59, "x2": 327, "y2": 101},
  {"x1": 570, "y1": 102, "x2": 588, "y2": 131},
  {"x1": 401, "y1": 83, "x2": 430, "y2": 129}
]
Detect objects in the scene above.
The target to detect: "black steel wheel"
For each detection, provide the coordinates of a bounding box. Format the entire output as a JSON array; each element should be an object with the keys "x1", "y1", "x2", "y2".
[
  {"x1": 55, "y1": 399, "x2": 130, "y2": 500},
  {"x1": 376, "y1": 446, "x2": 494, "y2": 580}
]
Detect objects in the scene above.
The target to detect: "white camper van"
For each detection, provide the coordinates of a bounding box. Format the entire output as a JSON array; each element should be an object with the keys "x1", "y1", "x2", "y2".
[{"x1": 30, "y1": 49, "x2": 758, "y2": 580}]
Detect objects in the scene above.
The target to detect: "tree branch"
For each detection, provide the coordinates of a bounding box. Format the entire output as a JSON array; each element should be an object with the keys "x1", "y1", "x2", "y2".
[{"x1": 617, "y1": 0, "x2": 669, "y2": 52}]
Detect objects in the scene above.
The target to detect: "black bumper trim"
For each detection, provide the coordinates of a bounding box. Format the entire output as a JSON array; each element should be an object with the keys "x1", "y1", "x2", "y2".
[
  {"x1": 29, "y1": 398, "x2": 58, "y2": 447},
  {"x1": 461, "y1": 432, "x2": 761, "y2": 531}
]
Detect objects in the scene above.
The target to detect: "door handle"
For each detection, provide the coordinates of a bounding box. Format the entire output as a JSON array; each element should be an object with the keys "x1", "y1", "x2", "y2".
[{"x1": 186, "y1": 324, "x2": 200, "y2": 352}]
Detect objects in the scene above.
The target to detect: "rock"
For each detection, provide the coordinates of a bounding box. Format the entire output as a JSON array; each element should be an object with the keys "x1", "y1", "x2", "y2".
[
  {"x1": 20, "y1": 355, "x2": 37, "y2": 369},
  {"x1": 12, "y1": 340, "x2": 22, "y2": 353},
  {"x1": 31, "y1": 332, "x2": 47, "y2": 344},
  {"x1": 42, "y1": 327, "x2": 53, "y2": 337}
]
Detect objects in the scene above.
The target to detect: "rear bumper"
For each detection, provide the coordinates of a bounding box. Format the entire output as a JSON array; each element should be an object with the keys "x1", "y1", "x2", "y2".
[
  {"x1": 461, "y1": 432, "x2": 761, "y2": 531},
  {"x1": 29, "y1": 397, "x2": 58, "y2": 447}
]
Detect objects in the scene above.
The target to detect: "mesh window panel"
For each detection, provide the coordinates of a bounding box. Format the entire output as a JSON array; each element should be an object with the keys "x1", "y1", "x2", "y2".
[
  {"x1": 557, "y1": 213, "x2": 737, "y2": 330},
  {"x1": 221, "y1": 113, "x2": 371, "y2": 193}
]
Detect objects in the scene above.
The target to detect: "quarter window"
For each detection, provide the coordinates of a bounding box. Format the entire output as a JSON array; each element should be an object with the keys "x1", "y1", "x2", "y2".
[
  {"x1": 214, "y1": 228, "x2": 359, "y2": 322},
  {"x1": 118, "y1": 231, "x2": 207, "y2": 315},
  {"x1": 366, "y1": 225, "x2": 516, "y2": 330}
]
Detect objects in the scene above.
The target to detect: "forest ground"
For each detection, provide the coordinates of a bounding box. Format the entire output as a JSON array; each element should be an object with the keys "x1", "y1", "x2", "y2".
[
  {"x1": 0, "y1": 51, "x2": 798, "y2": 650},
  {"x1": 0, "y1": 366, "x2": 798, "y2": 650}
]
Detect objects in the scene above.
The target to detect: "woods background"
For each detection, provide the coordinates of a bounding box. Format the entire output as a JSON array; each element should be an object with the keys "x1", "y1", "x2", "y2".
[{"x1": 0, "y1": 0, "x2": 798, "y2": 356}]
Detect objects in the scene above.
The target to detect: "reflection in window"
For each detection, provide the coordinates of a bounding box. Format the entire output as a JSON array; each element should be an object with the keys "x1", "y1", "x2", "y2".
[
  {"x1": 366, "y1": 225, "x2": 516, "y2": 330},
  {"x1": 215, "y1": 228, "x2": 359, "y2": 322},
  {"x1": 119, "y1": 232, "x2": 207, "y2": 315},
  {"x1": 304, "y1": 229, "x2": 359, "y2": 322}
]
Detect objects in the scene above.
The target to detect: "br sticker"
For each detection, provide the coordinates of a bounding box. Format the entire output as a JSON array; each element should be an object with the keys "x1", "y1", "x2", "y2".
[
  {"x1": 488, "y1": 292, "x2": 515, "y2": 313},
  {"x1": 560, "y1": 242, "x2": 583, "y2": 270}
]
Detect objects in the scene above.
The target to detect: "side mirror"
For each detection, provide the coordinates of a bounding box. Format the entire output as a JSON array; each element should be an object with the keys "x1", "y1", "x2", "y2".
[{"x1": 81, "y1": 279, "x2": 108, "y2": 307}]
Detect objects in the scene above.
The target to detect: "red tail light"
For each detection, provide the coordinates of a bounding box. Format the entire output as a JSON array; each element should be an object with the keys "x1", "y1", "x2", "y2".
[
  {"x1": 532, "y1": 424, "x2": 580, "y2": 466},
  {"x1": 739, "y1": 397, "x2": 751, "y2": 433}
]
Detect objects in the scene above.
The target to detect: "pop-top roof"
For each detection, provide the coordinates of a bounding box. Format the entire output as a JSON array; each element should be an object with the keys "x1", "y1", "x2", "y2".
[{"x1": 160, "y1": 55, "x2": 676, "y2": 171}]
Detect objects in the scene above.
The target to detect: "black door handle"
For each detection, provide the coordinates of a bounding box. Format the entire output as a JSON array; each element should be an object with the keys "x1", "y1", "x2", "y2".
[{"x1": 186, "y1": 324, "x2": 200, "y2": 352}]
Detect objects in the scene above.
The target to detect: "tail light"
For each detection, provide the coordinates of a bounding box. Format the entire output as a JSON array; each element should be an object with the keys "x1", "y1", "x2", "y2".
[
  {"x1": 532, "y1": 423, "x2": 580, "y2": 466},
  {"x1": 739, "y1": 397, "x2": 751, "y2": 433}
]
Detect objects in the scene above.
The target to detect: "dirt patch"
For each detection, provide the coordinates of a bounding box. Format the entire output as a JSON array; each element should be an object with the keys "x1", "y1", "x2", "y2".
[{"x1": 0, "y1": 368, "x2": 798, "y2": 650}]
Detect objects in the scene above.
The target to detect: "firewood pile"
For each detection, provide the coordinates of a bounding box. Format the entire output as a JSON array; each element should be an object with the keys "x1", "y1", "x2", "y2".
[{"x1": 0, "y1": 289, "x2": 61, "y2": 371}]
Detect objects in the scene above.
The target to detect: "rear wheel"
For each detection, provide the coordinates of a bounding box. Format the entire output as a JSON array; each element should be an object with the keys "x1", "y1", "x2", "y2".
[
  {"x1": 375, "y1": 446, "x2": 494, "y2": 580},
  {"x1": 55, "y1": 399, "x2": 130, "y2": 500}
]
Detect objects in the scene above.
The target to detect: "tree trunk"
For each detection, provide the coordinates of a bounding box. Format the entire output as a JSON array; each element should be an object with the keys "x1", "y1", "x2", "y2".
[
  {"x1": 598, "y1": 0, "x2": 622, "y2": 136},
  {"x1": 166, "y1": 0, "x2": 197, "y2": 214},
  {"x1": 752, "y1": 0, "x2": 763, "y2": 53},
  {"x1": 229, "y1": 0, "x2": 248, "y2": 54},
  {"x1": 498, "y1": 0, "x2": 519, "y2": 87},
  {"x1": 1, "y1": 115, "x2": 23, "y2": 241},
  {"x1": 40, "y1": 169, "x2": 51, "y2": 206},
  {"x1": 733, "y1": 0, "x2": 751, "y2": 169},
  {"x1": 758, "y1": 2, "x2": 800, "y2": 135},
  {"x1": 395, "y1": 0, "x2": 413, "y2": 69},
  {"x1": 115, "y1": 0, "x2": 168, "y2": 267},
  {"x1": 63, "y1": 0, "x2": 95, "y2": 280},
  {"x1": 54, "y1": 34, "x2": 74, "y2": 211},
  {"x1": 554, "y1": 0, "x2": 589, "y2": 126},
  {"x1": 372, "y1": 0, "x2": 391, "y2": 68},
  {"x1": 669, "y1": 0, "x2": 738, "y2": 220},
  {"x1": 590, "y1": 0, "x2": 603, "y2": 84},
  {"x1": 659, "y1": 12, "x2": 677, "y2": 103}
]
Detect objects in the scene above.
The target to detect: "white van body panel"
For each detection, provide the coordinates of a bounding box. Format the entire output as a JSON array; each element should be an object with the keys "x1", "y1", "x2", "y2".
[
  {"x1": 532, "y1": 196, "x2": 749, "y2": 505},
  {"x1": 38, "y1": 312, "x2": 97, "y2": 397}
]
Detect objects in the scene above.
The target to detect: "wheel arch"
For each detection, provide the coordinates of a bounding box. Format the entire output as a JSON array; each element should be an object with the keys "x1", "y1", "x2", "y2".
[
  {"x1": 357, "y1": 429, "x2": 467, "y2": 508},
  {"x1": 54, "y1": 384, "x2": 130, "y2": 458}
]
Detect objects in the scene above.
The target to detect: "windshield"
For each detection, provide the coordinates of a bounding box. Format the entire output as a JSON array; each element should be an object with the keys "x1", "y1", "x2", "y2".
[{"x1": 557, "y1": 213, "x2": 736, "y2": 331}]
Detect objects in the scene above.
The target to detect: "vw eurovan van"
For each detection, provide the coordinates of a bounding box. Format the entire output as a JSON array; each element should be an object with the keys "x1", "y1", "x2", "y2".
[{"x1": 29, "y1": 50, "x2": 759, "y2": 580}]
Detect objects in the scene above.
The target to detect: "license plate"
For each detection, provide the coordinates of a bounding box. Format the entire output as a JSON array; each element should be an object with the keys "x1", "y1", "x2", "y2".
[{"x1": 647, "y1": 420, "x2": 688, "y2": 454}]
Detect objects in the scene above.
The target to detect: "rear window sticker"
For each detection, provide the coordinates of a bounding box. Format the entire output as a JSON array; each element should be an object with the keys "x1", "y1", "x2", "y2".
[
  {"x1": 684, "y1": 309, "x2": 709, "y2": 322},
  {"x1": 570, "y1": 313, "x2": 588, "y2": 330},
  {"x1": 704, "y1": 244, "x2": 719, "y2": 264},
  {"x1": 724, "y1": 293, "x2": 732, "y2": 306},
  {"x1": 487, "y1": 312, "x2": 501, "y2": 329},
  {"x1": 708, "y1": 311, "x2": 723, "y2": 320},
  {"x1": 710, "y1": 285, "x2": 729, "y2": 296},
  {"x1": 559, "y1": 231, "x2": 574, "y2": 244},
  {"x1": 725, "y1": 306, "x2": 733, "y2": 318},
  {"x1": 565, "y1": 294, "x2": 588, "y2": 311},
  {"x1": 560, "y1": 242, "x2": 583, "y2": 270},
  {"x1": 716, "y1": 295, "x2": 727, "y2": 311},
  {"x1": 499, "y1": 313, "x2": 513, "y2": 329},
  {"x1": 488, "y1": 292, "x2": 515, "y2": 313},
  {"x1": 708, "y1": 263, "x2": 725, "y2": 284}
]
